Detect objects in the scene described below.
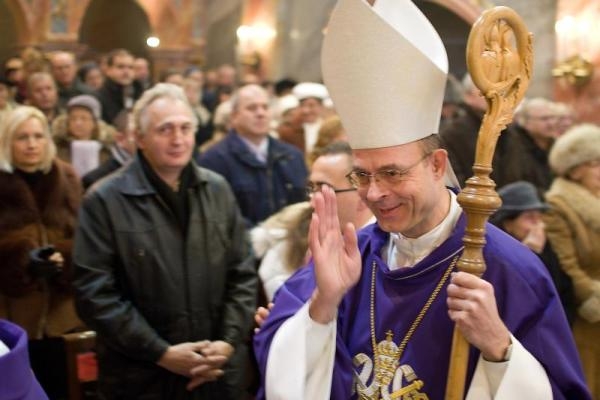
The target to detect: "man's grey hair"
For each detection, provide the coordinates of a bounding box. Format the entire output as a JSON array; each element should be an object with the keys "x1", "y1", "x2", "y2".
[
  {"x1": 229, "y1": 84, "x2": 268, "y2": 113},
  {"x1": 26, "y1": 71, "x2": 56, "y2": 94},
  {"x1": 514, "y1": 97, "x2": 554, "y2": 126},
  {"x1": 0, "y1": 106, "x2": 56, "y2": 173},
  {"x1": 132, "y1": 83, "x2": 198, "y2": 135}
]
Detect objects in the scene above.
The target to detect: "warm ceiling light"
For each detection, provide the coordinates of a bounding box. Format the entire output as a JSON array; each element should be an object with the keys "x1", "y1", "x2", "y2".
[{"x1": 146, "y1": 36, "x2": 160, "y2": 48}]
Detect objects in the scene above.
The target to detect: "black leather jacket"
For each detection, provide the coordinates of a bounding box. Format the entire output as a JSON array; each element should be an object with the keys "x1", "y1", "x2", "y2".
[{"x1": 73, "y1": 156, "x2": 257, "y2": 399}]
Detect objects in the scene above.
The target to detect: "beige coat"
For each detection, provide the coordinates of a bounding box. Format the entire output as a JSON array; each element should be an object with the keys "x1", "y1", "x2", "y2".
[
  {"x1": 544, "y1": 177, "x2": 600, "y2": 397},
  {"x1": 51, "y1": 114, "x2": 115, "y2": 166}
]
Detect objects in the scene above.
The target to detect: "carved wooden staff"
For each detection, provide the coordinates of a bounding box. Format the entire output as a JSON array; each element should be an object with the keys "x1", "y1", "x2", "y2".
[{"x1": 445, "y1": 7, "x2": 532, "y2": 400}]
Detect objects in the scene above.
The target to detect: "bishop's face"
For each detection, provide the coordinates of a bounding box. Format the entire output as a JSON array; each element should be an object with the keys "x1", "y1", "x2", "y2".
[{"x1": 352, "y1": 141, "x2": 449, "y2": 238}]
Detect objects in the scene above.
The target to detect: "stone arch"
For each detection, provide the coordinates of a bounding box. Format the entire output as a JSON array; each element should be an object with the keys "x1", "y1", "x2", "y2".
[
  {"x1": 0, "y1": 0, "x2": 32, "y2": 64},
  {"x1": 135, "y1": 0, "x2": 194, "y2": 47},
  {"x1": 4, "y1": 0, "x2": 33, "y2": 44},
  {"x1": 79, "y1": 0, "x2": 152, "y2": 58},
  {"x1": 134, "y1": 0, "x2": 161, "y2": 35}
]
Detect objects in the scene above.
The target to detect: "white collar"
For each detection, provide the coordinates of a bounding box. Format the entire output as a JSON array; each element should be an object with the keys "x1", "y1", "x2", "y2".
[
  {"x1": 239, "y1": 135, "x2": 269, "y2": 163},
  {"x1": 0, "y1": 339, "x2": 9, "y2": 356},
  {"x1": 303, "y1": 119, "x2": 322, "y2": 152},
  {"x1": 385, "y1": 190, "x2": 461, "y2": 270}
]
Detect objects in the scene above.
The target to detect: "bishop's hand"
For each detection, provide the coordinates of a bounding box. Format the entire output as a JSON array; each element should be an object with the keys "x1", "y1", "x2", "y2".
[
  {"x1": 447, "y1": 272, "x2": 511, "y2": 361},
  {"x1": 308, "y1": 185, "x2": 362, "y2": 324}
]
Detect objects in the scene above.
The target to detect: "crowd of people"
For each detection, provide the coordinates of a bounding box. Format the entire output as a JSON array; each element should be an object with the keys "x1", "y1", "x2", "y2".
[{"x1": 0, "y1": 4, "x2": 598, "y2": 397}]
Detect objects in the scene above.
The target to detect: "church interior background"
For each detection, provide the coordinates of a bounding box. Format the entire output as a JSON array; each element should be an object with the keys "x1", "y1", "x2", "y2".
[{"x1": 2, "y1": 0, "x2": 599, "y2": 123}]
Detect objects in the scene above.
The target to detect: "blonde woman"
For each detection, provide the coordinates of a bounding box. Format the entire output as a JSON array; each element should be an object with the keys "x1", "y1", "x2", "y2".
[
  {"x1": 544, "y1": 123, "x2": 600, "y2": 397},
  {"x1": 0, "y1": 106, "x2": 83, "y2": 398}
]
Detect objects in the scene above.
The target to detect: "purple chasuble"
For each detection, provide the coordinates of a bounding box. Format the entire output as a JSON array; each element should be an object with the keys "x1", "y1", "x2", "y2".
[
  {"x1": 254, "y1": 215, "x2": 590, "y2": 399},
  {"x1": 0, "y1": 319, "x2": 48, "y2": 400}
]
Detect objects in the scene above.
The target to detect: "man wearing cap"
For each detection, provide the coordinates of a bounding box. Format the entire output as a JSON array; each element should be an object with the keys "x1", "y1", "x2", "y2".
[
  {"x1": 490, "y1": 181, "x2": 576, "y2": 325},
  {"x1": 292, "y1": 82, "x2": 328, "y2": 153},
  {"x1": 254, "y1": 0, "x2": 589, "y2": 399}
]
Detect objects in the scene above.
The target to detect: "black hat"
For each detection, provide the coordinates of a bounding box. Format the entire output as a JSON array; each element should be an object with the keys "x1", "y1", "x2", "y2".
[
  {"x1": 497, "y1": 181, "x2": 548, "y2": 212},
  {"x1": 491, "y1": 181, "x2": 548, "y2": 226}
]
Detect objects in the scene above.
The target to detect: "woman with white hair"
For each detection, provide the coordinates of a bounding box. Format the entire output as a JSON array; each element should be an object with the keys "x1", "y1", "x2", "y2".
[
  {"x1": 544, "y1": 123, "x2": 600, "y2": 398},
  {"x1": 0, "y1": 106, "x2": 83, "y2": 398}
]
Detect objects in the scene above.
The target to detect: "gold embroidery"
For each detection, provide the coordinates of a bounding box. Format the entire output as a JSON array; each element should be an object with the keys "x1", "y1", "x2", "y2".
[{"x1": 355, "y1": 257, "x2": 458, "y2": 399}]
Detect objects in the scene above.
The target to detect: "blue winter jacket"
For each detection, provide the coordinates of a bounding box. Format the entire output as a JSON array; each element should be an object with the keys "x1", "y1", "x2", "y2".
[{"x1": 198, "y1": 131, "x2": 308, "y2": 226}]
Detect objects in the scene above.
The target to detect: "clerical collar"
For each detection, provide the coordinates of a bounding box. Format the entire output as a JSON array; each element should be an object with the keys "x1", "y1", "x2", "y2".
[
  {"x1": 386, "y1": 190, "x2": 461, "y2": 270},
  {"x1": 238, "y1": 134, "x2": 269, "y2": 163}
]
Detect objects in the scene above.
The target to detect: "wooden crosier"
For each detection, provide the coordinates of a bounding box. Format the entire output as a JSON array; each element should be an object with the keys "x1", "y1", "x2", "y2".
[{"x1": 445, "y1": 6, "x2": 532, "y2": 400}]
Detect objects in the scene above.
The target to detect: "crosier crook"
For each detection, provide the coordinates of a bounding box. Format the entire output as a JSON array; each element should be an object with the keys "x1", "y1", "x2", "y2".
[{"x1": 445, "y1": 6, "x2": 533, "y2": 400}]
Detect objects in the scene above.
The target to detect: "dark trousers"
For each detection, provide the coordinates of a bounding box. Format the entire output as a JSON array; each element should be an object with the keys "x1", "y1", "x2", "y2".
[{"x1": 29, "y1": 338, "x2": 68, "y2": 400}]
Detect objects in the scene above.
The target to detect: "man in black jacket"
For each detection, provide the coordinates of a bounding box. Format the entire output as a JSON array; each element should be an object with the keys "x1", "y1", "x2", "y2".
[
  {"x1": 95, "y1": 49, "x2": 143, "y2": 124},
  {"x1": 49, "y1": 51, "x2": 91, "y2": 106},
  {"x1": 74, "y1": 83, "x2": 257, "y2": 399}
]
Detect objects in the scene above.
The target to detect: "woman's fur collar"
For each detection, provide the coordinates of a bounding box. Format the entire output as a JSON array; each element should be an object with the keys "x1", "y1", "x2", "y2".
[
  {"x1": 546, "y1": 177, "x2": 600, "y2": 231},
  {"x1": 0, "y1": 160, "x2": 80, "y2": 231}
]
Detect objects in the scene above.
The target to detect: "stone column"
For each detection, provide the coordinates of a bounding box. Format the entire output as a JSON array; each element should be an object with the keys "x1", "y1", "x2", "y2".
[{"x1": 270, "y1": 0, "x2": 337, "y2": 81}]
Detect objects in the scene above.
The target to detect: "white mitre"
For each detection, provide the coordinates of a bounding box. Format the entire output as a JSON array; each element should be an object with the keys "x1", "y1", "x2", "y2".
[{"x1": 322, "y1": 0, "x2": 448, "y2": 149}]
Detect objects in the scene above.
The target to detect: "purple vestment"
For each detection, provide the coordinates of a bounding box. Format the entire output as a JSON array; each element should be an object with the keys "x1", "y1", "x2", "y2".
[
  {"x1": 254, "y1": 215, "x2": 591, "y2": 399},
  {"x1": 0, "y1": 319, "x2": 48, "y2": 400}
]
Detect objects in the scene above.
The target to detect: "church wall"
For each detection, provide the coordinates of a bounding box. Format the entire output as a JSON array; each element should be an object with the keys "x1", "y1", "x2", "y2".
[{"x1": 6, "y1": 0, "x2": 600, "y2": 125}]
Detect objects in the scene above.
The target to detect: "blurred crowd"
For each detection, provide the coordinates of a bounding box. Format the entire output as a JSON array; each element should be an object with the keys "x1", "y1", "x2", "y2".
[{"x1": 0, "y1": 45, "x2": 598, "y2": 399}]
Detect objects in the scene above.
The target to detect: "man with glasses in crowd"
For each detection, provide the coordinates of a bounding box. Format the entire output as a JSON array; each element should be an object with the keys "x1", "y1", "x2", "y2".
[
  {"x1": 254, "y1": 0, "x2": 589, "y2": 399},
  {"x1": 499, "y1": 97, "x2": 561, "y2": 193},
  {"x1": 307, "y1": 141, "x2": 374, "y2": 231}
]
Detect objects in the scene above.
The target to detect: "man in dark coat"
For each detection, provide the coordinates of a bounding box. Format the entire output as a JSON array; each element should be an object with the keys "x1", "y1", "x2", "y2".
[
  {"x1": 198, "y1": 84, "x2": 308, "y2": 227},
  {"x1": 440, "y1": 74, "x2": 508, "y2": 187},
  {"x1": 94, "y1": 49, "x2": 143, "y2": 124},
  {"x1": 49, "y1": 51, "x2": 91, "y2": 107},
  {"x1": 497, "y1": 97, "x2": 559, "y2": 194},
  {"x1": 74, "y1": 83, "x2": 257, "y2": 399}
]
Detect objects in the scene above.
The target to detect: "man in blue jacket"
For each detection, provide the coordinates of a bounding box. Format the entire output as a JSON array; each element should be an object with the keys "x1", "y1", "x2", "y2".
[{"x1": 198, "y1": 84, "x2": 308, "y2": 227}]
